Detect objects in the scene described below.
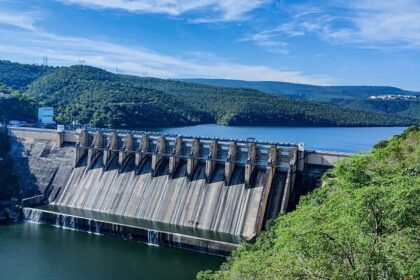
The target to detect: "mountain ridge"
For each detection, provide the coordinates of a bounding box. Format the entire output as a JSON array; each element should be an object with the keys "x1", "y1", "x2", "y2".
[
  {"x1": 0, "y1": 60, "x2": 417, "y2": 128},
  {"x1": 183, "y1": 78, "x2": 420, "y2": 119}
]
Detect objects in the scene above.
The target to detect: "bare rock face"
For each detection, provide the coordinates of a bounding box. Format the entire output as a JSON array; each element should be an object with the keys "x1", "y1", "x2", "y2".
[{"x1": 9, "y1": 137, "x2": 75, "y2": 198}]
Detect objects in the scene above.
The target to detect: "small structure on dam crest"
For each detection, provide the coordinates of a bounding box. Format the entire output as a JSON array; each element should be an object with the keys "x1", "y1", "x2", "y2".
[{"x1": 7, "y1": 127, "x2": 348, "y2": 255}]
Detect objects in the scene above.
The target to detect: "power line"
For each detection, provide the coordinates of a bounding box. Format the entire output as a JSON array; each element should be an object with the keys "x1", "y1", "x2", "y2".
[{"x1": 42, "y1": 56, "x2": 48, "y2": 66}]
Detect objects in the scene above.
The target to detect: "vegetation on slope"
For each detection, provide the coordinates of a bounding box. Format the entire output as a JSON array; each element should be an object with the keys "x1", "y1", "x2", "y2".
[
  {"x1": 198, "y1": 127, "x2": 420, "y2": 280},
  {"x1": 0, "y1": 60, "x2": 53, "y2": 91},
  {"x1": 0, "y1": 60, "x2": 418, "y2": 128},
  {"x1": 125, "y1": 76, "x2": 418, "y2": 127},
  {"x1": 0, "y1": 83, "x2": 38, "y2": 123},
  {"x1": 337, "y1": 99, "x2": 420, "y2": 120},
  {"x1": 185, "y1": 79, "x2": 420, "y2": 119},
  {"x1": 26, "y1": 66, "x2": 212, "y2": 128},
  {"x1": 184, "y1": 79, "x2": 419, "y2": 100}
]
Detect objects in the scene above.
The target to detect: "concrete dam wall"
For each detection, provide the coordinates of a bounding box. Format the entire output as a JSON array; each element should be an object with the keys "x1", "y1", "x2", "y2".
[{"x1": 7, "y1": 127, "x2": 348, "y2": 254}]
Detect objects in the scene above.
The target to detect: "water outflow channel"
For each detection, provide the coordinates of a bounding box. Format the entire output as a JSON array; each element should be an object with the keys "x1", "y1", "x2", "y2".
[
  {"x1": 0, "y1": 222, "x2": 223, "y2": 280},
  {"x1": 22, "y1": 204, "x2": 240, "y2": 256}
]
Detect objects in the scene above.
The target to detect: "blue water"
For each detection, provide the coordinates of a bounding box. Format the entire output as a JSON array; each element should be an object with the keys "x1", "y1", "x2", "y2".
[
  {"x1": 156, "y1": 125, "x2": 407, "y2": 153},
  {"x1": 0, "y1": 223, "x2": 223, "y2": 280}
]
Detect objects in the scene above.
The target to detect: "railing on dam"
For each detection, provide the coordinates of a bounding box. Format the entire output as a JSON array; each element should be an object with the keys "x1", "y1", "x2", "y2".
[{"x1": 75, "y1": 129, "x2": 299, "y2": 182}]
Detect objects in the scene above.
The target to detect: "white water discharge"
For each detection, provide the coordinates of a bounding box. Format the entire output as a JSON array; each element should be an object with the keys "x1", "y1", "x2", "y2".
[
  {"x1": 147, "y1": 230, "x2": 159, "y2": 246},
  {"x1": 52, "y1": 155, "x2": 286, "y2": 239},
  {"x1": 23, "y1": 208, "x2": 42, "y2": 223}
]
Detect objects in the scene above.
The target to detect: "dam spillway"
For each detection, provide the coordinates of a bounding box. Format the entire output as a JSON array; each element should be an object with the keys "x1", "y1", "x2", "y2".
[
  {"x1": 6, "y1": 126, "x2": 348, "y2": 255},
  {"x1": 52, "y1": 129, "x2": 292, "y2": 240}
]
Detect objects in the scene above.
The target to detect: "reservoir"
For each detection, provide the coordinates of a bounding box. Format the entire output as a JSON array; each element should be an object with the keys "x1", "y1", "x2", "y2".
[
  {"x1": 0, "y1": 126, "x2": 407, "y2": 279},
  {"x1": 158, "y1": 125, "x2": 407, "y2": 153}
]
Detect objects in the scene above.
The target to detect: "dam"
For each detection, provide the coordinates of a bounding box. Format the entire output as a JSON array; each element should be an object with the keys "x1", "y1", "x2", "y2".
[{"x1": 5, "y1": 126, "x2": 348, "y2": 256}]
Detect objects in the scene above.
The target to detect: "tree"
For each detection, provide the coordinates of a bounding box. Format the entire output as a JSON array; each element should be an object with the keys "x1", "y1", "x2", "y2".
[{"x1": 201, "y1": 127, "x2": 420, "y2": 279}]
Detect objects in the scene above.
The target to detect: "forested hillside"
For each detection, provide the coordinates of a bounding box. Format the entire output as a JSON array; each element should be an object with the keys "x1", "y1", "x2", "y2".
[
  {"x1": 338, "y1": 99, "x2": 420, "y2": 120},
  {"x1": 26, "y1": 66, "x2": 211, "y2": 128},
  {"x1": 0, "y1": 83, "x2": 37, "y2": 123},
  {"x1": 129, "y1": 77, "x2": 414, "y2": 126},
  {"x1": 186, "y1": 78, "x2": 420, "y2": 119},
  {"x1": 0, "y1": 60, "x2": 53, "y2": 91},
  {"x1": 0, "y1": 60, "x2": 418, "y2": 128},
  {"x1": 198, "y1": 127, "x2": 420, "y2": 280}
]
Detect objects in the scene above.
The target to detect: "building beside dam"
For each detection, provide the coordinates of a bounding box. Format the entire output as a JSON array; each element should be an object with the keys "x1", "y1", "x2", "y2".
[{"x1": 5, "y1": 126, "x2": 348, "y2": 256}]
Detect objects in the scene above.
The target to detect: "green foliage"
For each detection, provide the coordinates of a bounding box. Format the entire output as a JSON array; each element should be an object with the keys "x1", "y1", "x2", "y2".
[
  {"x1": 185, "y1": 79, "x2": 420, "y2": 120},
  {"x1": 26, "y1": 66, "x2": 212, "y2": 128},
  {"x1": 0, "y1": 60, "x2": 418, "y2": 128},
  {"x1": 130, "y1": 77, "x2": 417, "y2": 127},
  {"x1": 201, "y1": 127, "x2": 420, "y2": 280},
  {"x1": 184, "y1": 79, "x2": 418, "y2": 100},
  {"x1": 0, "y1": 60, "x2": 53, "y2": 91},
  {"x1": 333, "y1": 99, "x2": 420, "y2": 120},
  {"x1": 0, "y1": 83, "x2": 38, "y2": 123}
]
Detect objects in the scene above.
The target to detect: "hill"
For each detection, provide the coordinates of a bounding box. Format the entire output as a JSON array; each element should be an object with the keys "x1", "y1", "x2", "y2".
[
  {"x1": 0, "y1": 60, "x2": 53, "y2": 91},
  {"x1": 0, "y1": 60, "x2": 418, "y2": 128},
  {"x1": 129, "y1": 76, "x2": 416, "y2": 126},
  {"x1": 198, "y1": 127, "x2": 420, "y2": 280},
  {"x1": 184, "y1": 78, "x2": 420, "y2": 119},
  {"x1": 0, "y1": 83, "x2": 37, "y2": 123},
  {"x1": 26, "y1": 66, "x2": 212, "y2": 128}
]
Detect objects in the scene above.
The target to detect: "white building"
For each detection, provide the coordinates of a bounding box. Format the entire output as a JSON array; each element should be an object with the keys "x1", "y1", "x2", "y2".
[
  {"x1": 38, "y1": 107, "x2": 55, "y2": 124},
  {"x1": 0, "y1": 91, "x2": 11, "y2": 99}
]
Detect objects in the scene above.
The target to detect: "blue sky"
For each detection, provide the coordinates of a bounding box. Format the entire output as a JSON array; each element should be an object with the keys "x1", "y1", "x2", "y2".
[{"x1": 0, "y1": 0, "x2": 419, "y2": 90}]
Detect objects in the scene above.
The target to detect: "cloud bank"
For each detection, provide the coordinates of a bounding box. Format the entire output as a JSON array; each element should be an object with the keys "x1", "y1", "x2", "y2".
[
  {"x1": 0, "y1": 11, "x2": 331, "y2": 85},
  {"x1": 246, "y1": 0, "x2": 420, "y2": 52},
  {"x1": 58, "y1": 0, "x2": 268, "y2": 21}
]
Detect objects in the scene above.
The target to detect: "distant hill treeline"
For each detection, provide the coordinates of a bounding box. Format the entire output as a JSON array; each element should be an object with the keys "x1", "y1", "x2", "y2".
[
  {"x1": 0, "y1": 60, "x2": 418, "y2": 128},
  {"x1": 184, "y1": 78, "x2": 420, "y2": 120}
]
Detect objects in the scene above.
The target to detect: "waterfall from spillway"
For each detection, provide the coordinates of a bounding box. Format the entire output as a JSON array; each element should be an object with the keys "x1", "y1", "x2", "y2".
[
  {"x1": 23, "y1": 208, "x2": 42, "y2": 223},
  {"x1": 51, "y1": 154, "x2": 287, "y2": 239}
]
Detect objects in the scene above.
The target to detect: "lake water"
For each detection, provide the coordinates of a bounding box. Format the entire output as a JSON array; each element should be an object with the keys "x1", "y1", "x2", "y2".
[
  {"x1": 157, "y1": 125, "x2": 407, "y2": 153},
  {"x1": 0, "y1": 223, "x2": 223, "y2": 280},
  {"x1": 0, "y1": 126, "x2": 408, "y2": 279}
]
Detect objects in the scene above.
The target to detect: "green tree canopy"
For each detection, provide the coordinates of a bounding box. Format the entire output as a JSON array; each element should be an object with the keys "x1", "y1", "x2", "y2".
[{"x1": 199, "y1": 127, "x2": 420, "y2": 280}]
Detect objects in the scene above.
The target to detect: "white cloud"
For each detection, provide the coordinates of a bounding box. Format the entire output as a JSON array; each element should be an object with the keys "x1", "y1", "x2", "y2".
[
  {"x1": 249, "y1": 0, "x2": 420, "y2": 50},
  {"x1": 0, "y1": 24, "x2": 332, "y2": 85},
  {"x1": 58, "y1": 0, "x2": 268, "y2": 21},
  {"x1": 329, "y1": 0, "x2": 420, "y2": 48},
  {"x1": 0, "y1": 11, "x2": 39, "y2": 30},
  {"x1": 241, "y1": 31, "x2": 289, "y2": 54}
]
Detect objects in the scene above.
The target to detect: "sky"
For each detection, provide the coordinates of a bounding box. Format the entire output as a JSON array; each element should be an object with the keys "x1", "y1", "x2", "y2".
[{"x1": 0, "y1": 0, "x2": 419, "y2": 90}]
